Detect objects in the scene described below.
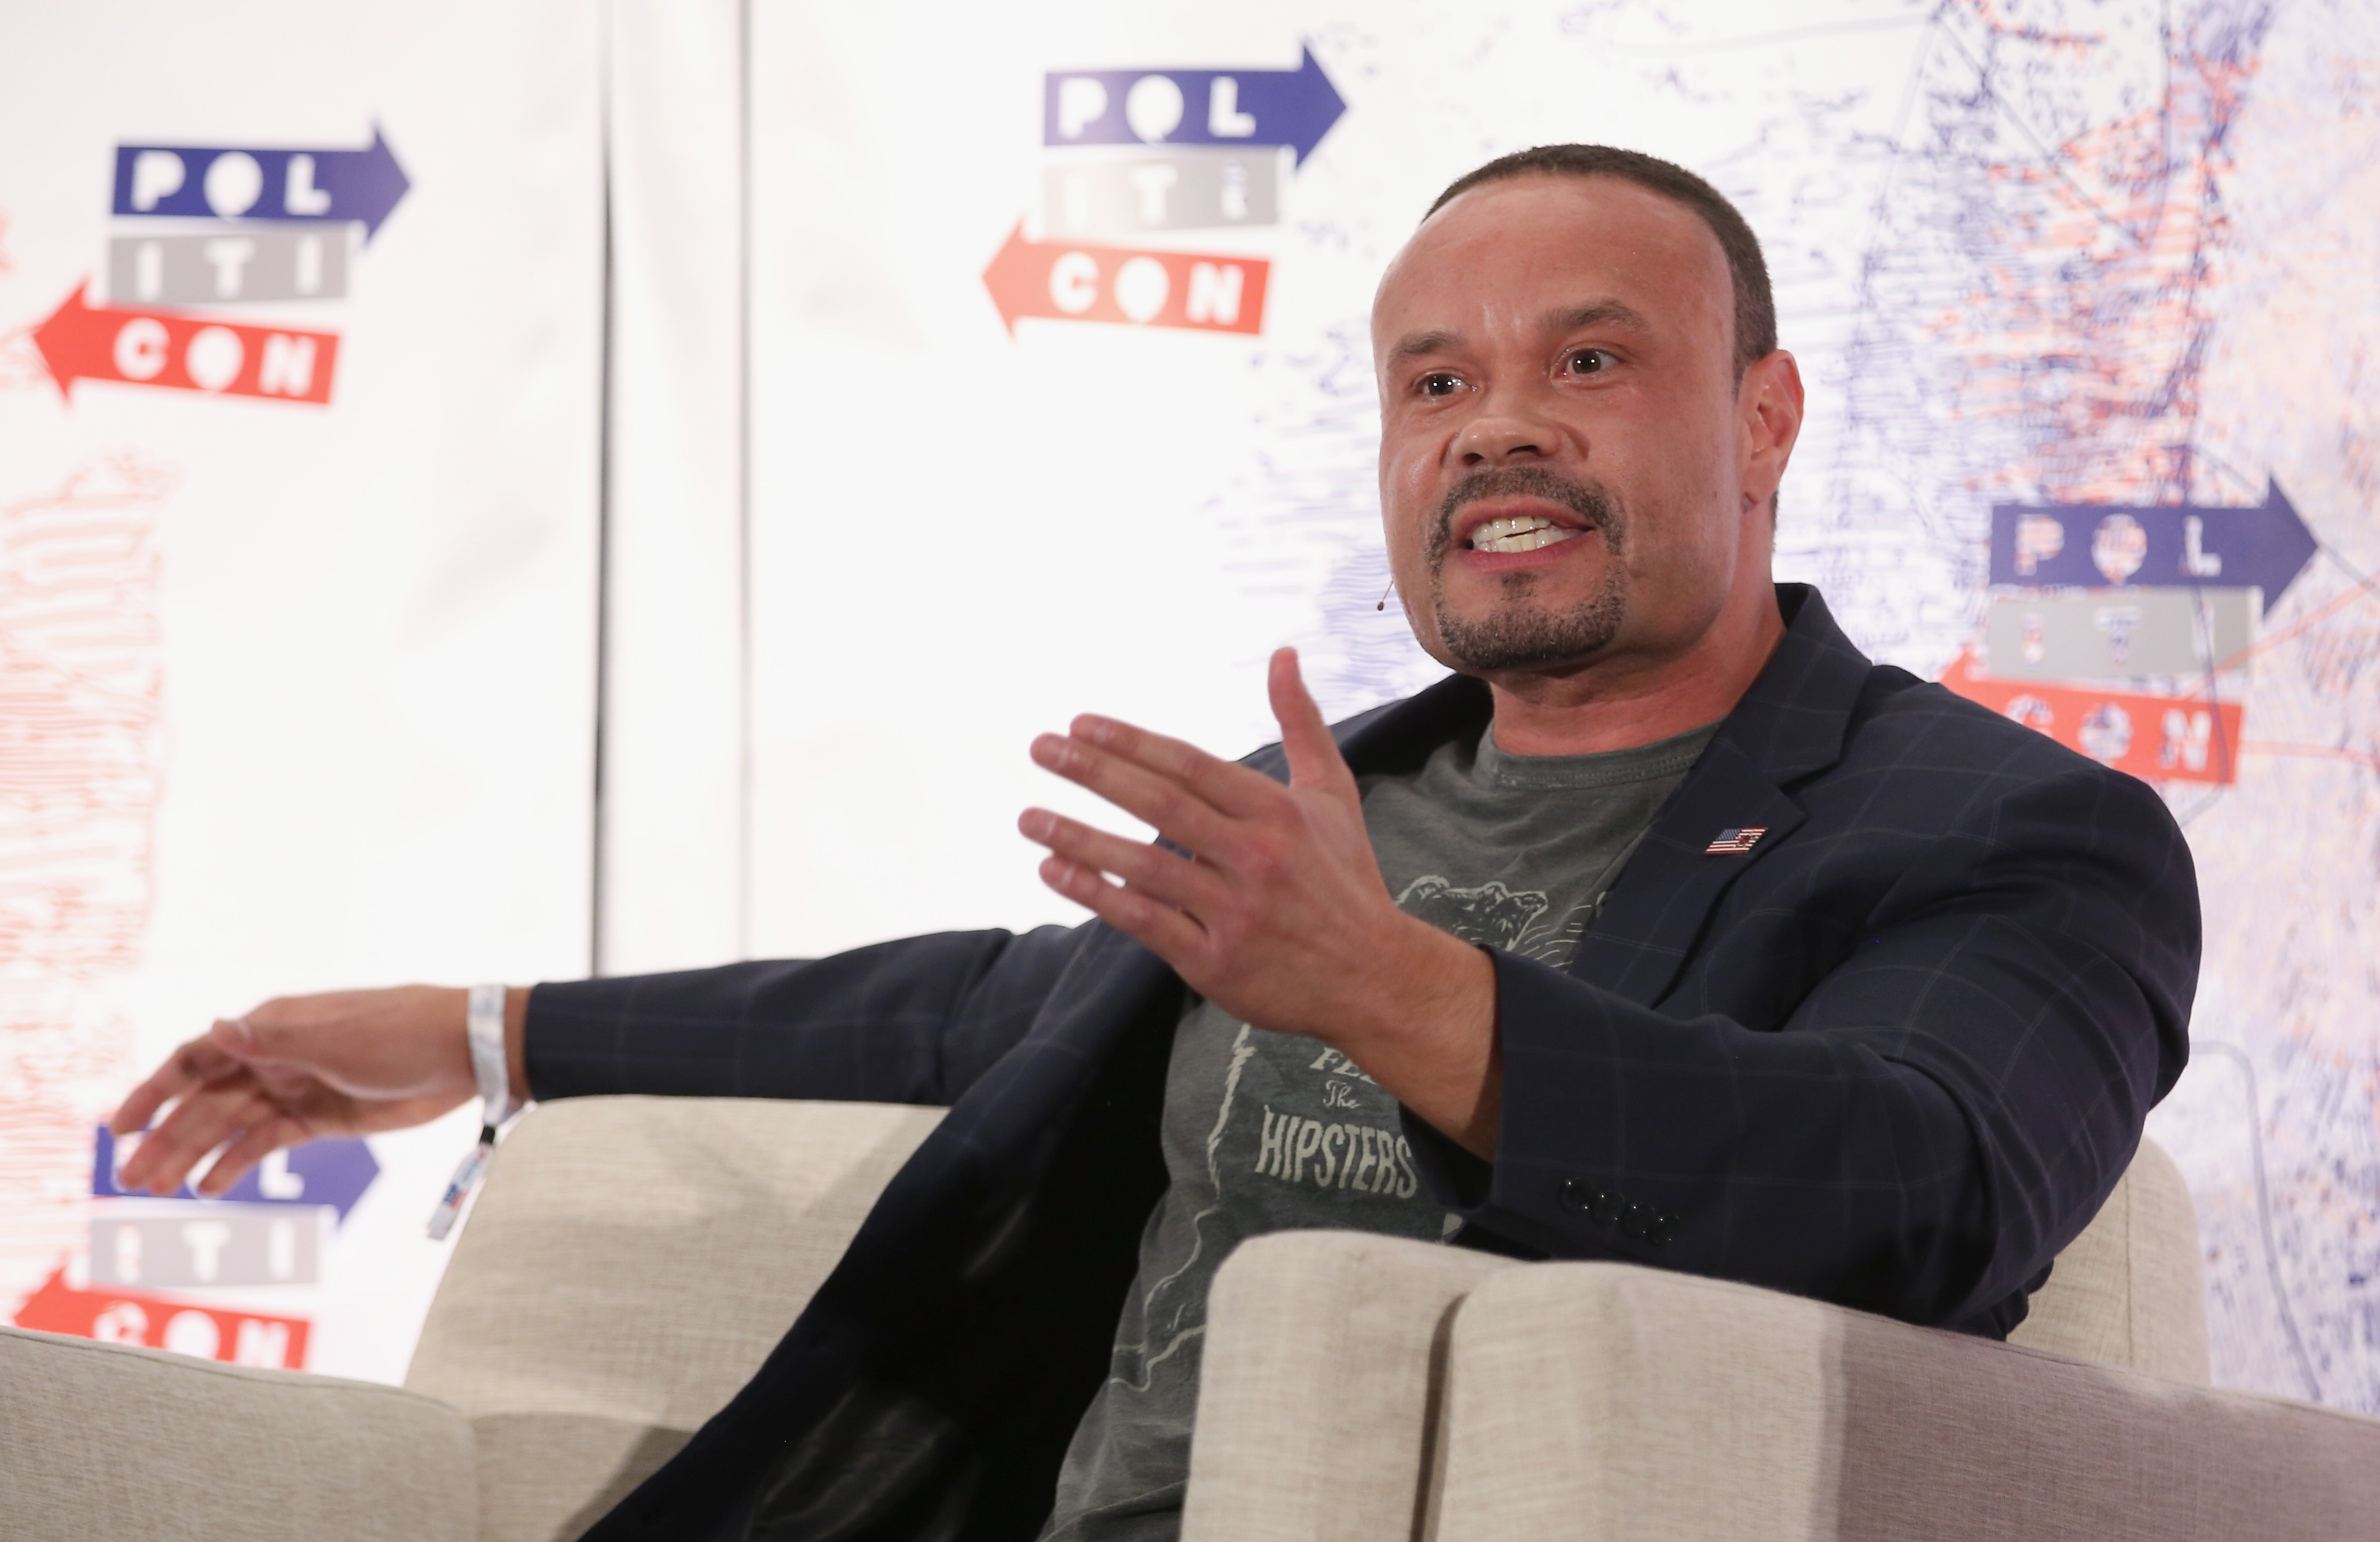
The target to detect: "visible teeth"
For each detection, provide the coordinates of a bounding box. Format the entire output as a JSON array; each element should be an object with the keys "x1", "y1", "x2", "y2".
[{"x1": 1470, "y1": 516, "x2": 1580, "y2": 553}]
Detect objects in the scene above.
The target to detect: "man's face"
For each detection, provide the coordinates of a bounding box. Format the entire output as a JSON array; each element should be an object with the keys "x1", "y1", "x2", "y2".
[{"x1": 1372, "y1": 174, "x2": 1785, "y2": 681}]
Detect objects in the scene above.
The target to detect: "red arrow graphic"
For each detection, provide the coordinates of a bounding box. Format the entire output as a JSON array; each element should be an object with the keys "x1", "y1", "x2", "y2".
[
  {"x1": 12, "y1": 1267, "x2": 310, "y2": 1368},
  {"x1": 32, "y1": 282, "x2": 339, "y2": 404},
  {"x1": 981, "y1": 224, "x2": 1269, "y2": 337}
]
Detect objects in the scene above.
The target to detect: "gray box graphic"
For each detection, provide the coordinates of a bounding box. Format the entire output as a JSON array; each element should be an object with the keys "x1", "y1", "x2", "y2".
[
  {"x1": 1984, "y1": 588, "x2": 2259, "y2": 680},
  {"x1": 89, "y1": 1202, "x2": 330, "y2": 1288},
  {"x1": 1041, "y1": 147, "x2": 1280, "y2": 236},
  {"x1": 107, "y1": 227, "x2": 351, "y2": 305}
]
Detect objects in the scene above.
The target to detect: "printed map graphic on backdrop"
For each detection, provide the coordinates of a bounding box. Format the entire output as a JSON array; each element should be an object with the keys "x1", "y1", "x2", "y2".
[
  {"x1": 0, "y1": 456, "x2": 170, "y2": 1320},
  {"x1": 1194, "y1": 0, "x2": 2379, "y2": 1410}
]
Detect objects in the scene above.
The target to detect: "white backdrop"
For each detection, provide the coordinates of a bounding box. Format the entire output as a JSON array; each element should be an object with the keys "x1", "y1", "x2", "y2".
[{"x1": 0, "y1": 0, "x2": 602, "y2": 1382}]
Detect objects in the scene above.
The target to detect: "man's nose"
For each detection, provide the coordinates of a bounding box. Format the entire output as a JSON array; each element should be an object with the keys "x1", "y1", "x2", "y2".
[{"x1": 1453, "y1": 392, "x2": 1560, "y2": 466}]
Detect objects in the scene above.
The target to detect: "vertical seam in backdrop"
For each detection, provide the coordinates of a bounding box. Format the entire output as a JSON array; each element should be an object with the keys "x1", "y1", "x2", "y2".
[
  {"x1": 590, "y1": 3, "x2": 618, "y2": 976},
  {"x1": 736, "y1": 0, "x2": 755, "y2": 961}
]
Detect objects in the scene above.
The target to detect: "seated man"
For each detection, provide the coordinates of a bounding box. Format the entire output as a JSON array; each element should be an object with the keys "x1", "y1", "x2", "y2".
[{"x1": 109, "y1": 144, "x2": 2198, "y2": 1542}]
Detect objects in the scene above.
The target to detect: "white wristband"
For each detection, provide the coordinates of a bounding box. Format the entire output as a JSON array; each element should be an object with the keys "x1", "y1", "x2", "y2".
[
  {"x1": 467, "y1": 983, "x2": 524, "y2": 1127},
  {"x1": 429, "y1": 985, "x2": 524, "y2": 1240}
]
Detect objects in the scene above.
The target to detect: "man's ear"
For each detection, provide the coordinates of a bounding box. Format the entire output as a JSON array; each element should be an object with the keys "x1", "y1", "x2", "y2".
[{"x1": 1739, "y1": 349, "x2": 1804, "y2": 516}]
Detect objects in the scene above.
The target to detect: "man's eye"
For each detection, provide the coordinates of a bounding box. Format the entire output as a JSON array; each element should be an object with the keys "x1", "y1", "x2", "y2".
[
  {"x1": 1564, "y1": 348, "x2": 1615, "y2": 376},
  {"x1": 1417, "y1": 371, "x2": 1463, "y2": 398}
]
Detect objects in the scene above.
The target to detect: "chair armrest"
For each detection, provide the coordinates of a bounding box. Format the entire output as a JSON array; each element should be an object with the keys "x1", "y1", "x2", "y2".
[
  {"x1": 1184, "y1": 1231, "x2": 1517, "y2": 1542},
  {"x1": 1433, "y1": 1262, "x2": 2380, "y2": 1541},
  {"x1": 405, "y1": 1095, "x2": 943, "y2": 1542},
  {"x1": 0, "y1": 1323, "x2": 474, "y2": 1542}
]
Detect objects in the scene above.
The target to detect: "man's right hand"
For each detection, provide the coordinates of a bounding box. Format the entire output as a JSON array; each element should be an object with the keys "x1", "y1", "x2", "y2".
[{"x1": 105, "y1": 985, "x2": 526, "y2": 1199}]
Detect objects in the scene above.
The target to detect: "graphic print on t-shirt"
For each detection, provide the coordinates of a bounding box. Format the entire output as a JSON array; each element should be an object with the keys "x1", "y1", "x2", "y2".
[
  {"x1": 1105, "y1": 1009, "x2": 1445, "y2": 1401},
  {"x1": 1394, "y1": 873, "x2": 1595, "y2": 964}
]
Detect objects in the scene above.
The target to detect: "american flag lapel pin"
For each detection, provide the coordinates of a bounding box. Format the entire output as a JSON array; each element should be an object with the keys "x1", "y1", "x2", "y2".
[{"x1": 1705, "y1": 827, "x2": 1768, "y2": 856}]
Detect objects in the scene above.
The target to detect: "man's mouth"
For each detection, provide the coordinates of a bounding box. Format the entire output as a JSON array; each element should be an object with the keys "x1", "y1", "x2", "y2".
[
  {"x1": 1467, "y1": 515, "x2": 1583, "y2": 555},
  {"x1": 1426, "y1": 467, "x2": 1624, "y2": 575}
]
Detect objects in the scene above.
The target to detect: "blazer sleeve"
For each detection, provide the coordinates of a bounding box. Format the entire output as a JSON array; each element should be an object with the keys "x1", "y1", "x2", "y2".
[
  {"x1": 1407, "y1": 761, "x2": 2198, "y2": 1333},
  {"x1": 523, "y1": 923, "x2": 1090, "y2": 1108}
]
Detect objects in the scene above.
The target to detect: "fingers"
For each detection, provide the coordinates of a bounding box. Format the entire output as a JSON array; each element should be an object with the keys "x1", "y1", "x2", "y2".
[
  {"x1": 108, "y1": 1031, "x2": 244, "y2": 1137},
  {"x1": 1030, "y1": 731, "x2": 1251, "y2": 854},
  {"x1": 194, "y1": 1114, "x2": 303, "y2": 1199},
  {"x1": 1017, "y1": 807, "x2": 1228, "y2": 915},
  {"x1": 1035, "y1": 854, "x2": 1208, "y2": 961},
  {"x1": 1045, "y1": 714, "x2": 1279, "y2": 822},
  {"x1": 1034, "y1": 653, "x2": 1351, "y2": 836},
  {"x1": 1268, "y1": 647, "x2": 1357, "y2": 795},
  {"x1": 116, "y1": 1076, "x2": 279, "y2": 1196}
]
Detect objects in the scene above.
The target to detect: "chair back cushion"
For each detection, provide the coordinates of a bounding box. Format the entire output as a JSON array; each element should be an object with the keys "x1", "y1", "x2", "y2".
[
  {"x1": 2006, "y1": 1137, "x2": 2209, "y2": 1382},
  {"x1": 405, "y1": 1096, "x2": 943, "y2": 1542}
]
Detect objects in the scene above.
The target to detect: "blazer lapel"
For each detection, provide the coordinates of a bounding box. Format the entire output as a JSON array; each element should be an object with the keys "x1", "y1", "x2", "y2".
[
  {"x1": 1567, "y1": 585, "x2": 1873, "y2": 1008},
  {"x1": 1566, "y1": 740, "x2": 1806, "y2": 1006}
]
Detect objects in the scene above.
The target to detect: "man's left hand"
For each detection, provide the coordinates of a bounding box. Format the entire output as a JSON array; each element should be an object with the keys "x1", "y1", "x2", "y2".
[{"x1": 1020, "y1": 647, "x2": 1501, "y2": 1156}]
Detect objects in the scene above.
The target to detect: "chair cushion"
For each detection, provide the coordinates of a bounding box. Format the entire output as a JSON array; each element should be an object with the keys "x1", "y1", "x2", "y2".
[{"x1": 404, "y1": 1096, "x2": 943, "y2": 1542}]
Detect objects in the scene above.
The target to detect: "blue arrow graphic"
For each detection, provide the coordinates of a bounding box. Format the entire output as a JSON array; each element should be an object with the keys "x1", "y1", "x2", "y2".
[
  {"x1": 1044, "y1": 46, "x2": 1346, "y2": 166},
  {"x1": 111, "y1": 126, "x2": 411, "y2": 240},
  {"x1": 94, "y1": 1126, "x2": 381, "y2": 1223},
  {"x1": 1988, "y1": 479, "x2": 2317, "y2": 603}
]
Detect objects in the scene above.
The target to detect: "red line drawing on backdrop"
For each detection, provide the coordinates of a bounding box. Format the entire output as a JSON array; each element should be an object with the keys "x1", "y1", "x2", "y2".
[
  {"x1": 0, "y1": 203, "x2": 25, "y2": 393},
  {"x1": 0, "y1": 454, "x2": 172, "y2": 1319},
  {"x1": 0, "y1": 325, "x2": 50, "y2": 394},
  {"x1": 2236, "y1": 741, "x2": 2380, "y2": 776},
  {"x1": 1941, "y1": 11, "x2": 2254, "y2": 508},
  {"x1": 2, "y1": 208, "x2": 44, "y2": 388},
  {"x1": 2189, "y1": 563, "x2": 2380, "y2": 682}
]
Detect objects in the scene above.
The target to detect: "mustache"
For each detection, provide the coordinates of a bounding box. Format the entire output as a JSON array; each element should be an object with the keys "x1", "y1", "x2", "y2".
[{"x1": 1425, "y1": 466, "x2": 1623, "y2": 567}]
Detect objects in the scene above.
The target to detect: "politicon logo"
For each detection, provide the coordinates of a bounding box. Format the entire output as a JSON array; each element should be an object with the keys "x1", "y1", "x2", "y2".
[
  {"x1": 1944, "y1": 480, "x2": 2318, "y2": 787},
  {"x1": 28, "y1": 124, "x2": 410, "y2": 406},
  {"x1": 4, "y1": 1126, "x2": 384, "y2": 1371},
  {"x1": 984, "y1": 48, "x2": 1345, "y2": 339}
]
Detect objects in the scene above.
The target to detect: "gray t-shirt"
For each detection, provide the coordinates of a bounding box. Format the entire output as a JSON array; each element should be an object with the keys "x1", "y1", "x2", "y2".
[{"x1": 1038, "y1": 718, "x2": 1720, "y2": 1542}]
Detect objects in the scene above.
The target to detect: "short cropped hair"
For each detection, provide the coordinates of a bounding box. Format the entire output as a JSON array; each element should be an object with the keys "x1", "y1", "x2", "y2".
[{"x1": 1427, "y1": 145, "x2": 1777, "y2": 380}]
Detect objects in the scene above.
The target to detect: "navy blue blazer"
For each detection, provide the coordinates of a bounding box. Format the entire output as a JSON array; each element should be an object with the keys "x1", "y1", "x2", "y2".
[{"x1": 539, "y1": 584, "x2": 2197, "y2": 1542}]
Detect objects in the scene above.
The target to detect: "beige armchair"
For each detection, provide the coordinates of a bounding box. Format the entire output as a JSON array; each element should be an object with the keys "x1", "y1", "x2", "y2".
[{"x1": 5, "y1": 1095, "x2": 2376, "y2": 1541}]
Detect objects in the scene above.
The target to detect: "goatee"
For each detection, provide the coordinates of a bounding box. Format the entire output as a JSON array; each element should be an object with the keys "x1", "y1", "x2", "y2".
[{"x1": 1423, "y1": 466, "x2": 1629, "y2": 673}]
